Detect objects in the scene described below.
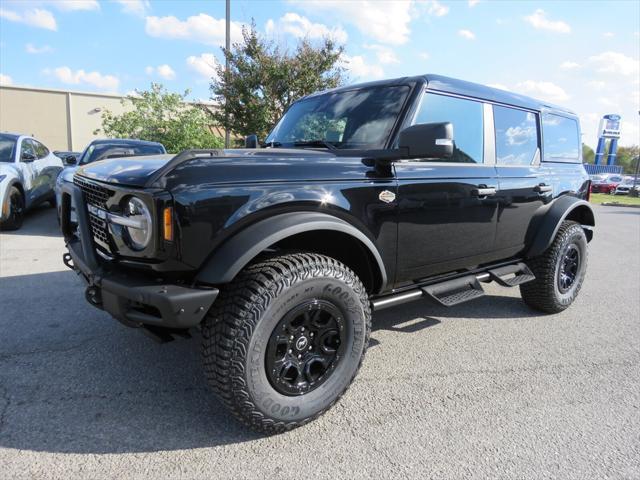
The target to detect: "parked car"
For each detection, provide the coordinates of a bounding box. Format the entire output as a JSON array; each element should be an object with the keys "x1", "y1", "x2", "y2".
[
  {"x1": 591, "y1": 174, "x2": 624, "y2": 194},
  {"x1": 55, "y1": 138, "x2": 166, "y2": 221},
  {"x1": 614, "y1": 177, "x2": 639, "y2": 195},
  {"x1": 0, "y1": 133, "x2": 63, "y2": 230},
  {"x1": 53, "y1": 151, "x2": 81, "y2": 165},
  {"x1": 60, "y1": 74, "x2": 594, "y2": 433}
]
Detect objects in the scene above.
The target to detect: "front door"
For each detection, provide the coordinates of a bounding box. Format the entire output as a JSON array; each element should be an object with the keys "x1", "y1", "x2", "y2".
[{"x1": 395, "y1": 92, "x2": 499, "y2": 284}]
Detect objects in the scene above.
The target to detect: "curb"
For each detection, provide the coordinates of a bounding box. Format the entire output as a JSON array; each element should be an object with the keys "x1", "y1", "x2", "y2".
[{"x1": 601, "y1": 202, "x2": 640, "y2": 208}]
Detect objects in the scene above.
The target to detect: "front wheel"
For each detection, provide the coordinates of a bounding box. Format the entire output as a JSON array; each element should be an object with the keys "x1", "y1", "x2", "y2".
[
  {"x1": 202, "y1": 253, "x2": 371, "y2": 434},
  {"x1": 1, "y1": 187, "x2": 25, "y2": 230},
  {"x1": 520, "y1": 221, "x2": 588, "y2": 313}
]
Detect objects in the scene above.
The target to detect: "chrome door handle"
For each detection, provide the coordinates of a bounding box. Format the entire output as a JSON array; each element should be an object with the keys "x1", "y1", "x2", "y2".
[
  {"x1": 534, "y1": 184, "x2": 552, "y2": 193},
  {"x1": 473, "y1": 187, "x2": 497, "y2": 197}
]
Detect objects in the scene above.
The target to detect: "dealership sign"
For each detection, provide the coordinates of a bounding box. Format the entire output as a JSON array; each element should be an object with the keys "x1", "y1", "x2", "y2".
[{"x1": 598, "y1": 114, "x2": 621, "y2": 139}]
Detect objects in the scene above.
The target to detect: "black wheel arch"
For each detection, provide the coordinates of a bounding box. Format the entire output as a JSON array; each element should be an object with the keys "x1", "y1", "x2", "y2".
[
  {"x1": 526, "y1": 196, "x2": 595, "y2": 258},
  {"x1": 195, "y1": 212, "x2": 388, "y2": 293}
]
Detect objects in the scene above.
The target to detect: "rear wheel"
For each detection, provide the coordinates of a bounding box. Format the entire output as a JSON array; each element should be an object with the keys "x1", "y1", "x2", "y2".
[
  {"x1": 202, "y1": 253, "x2": 371, "y2": 434},
  {"x1": 520, "y1": 221, "x2": 588, "y2": 313},
  {"x1": 1, "y1": 187, "x2": 25, "y2": 230}
]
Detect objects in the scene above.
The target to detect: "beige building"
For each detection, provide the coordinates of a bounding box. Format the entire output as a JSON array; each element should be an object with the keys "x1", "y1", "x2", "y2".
[
  {"x1": 0, "y1": 84, "x2": 225, "y2": 152},
  {"x1": 0, "y1": 84, "x2": 130, "y2": 152}
]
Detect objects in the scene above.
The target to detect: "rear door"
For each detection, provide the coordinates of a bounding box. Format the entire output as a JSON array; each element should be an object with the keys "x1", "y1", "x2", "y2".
[
  {"x1": 395, "y1": 92, "x2": 499, "y2": 284},
  {"x1": 492, "y1": 105, "x2": 549, "y2": 255}
]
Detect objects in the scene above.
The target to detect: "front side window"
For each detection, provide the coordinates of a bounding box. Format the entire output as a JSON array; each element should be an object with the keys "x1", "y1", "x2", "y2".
[
  {"x1": 266, "y1": 85, "x2": 411, "y2": 150},
  {"x1": 32, "y1": 140, "x2": 50, "y2": 159},
  {"x1": 412, "y1": 93, "x2": 483, "y2": 163},
  {"x1": 20, "y1": 139, "x2": 36, "y2": 161},
  {"x1": 542, "y1": 113, "x2": 580, "y2": 163},
  {"x1": 494, "y1": 106, "x2": 539, "y2": 165}
]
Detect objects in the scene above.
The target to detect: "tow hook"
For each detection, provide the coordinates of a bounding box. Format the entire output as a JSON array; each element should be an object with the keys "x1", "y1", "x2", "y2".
[
  {"x1": 62, "y1": 252, "x2": 74, "y2": 270},
  {"x1": 85, "y1": 285, "x2": 103, "y2": 307}
]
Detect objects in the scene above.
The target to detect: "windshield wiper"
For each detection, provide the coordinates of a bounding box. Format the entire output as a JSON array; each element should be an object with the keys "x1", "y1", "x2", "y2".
[
  {"x1": 262, "y1": 141, "x2": 282, "y2": 148},
  {"x1": 292, "y1": 140, "x2": 337, "y2": 151}
]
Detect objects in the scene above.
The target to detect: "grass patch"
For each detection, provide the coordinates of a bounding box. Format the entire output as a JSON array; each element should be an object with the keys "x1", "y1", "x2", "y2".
[{"x1": 590, "y1": 193, "x2": 640, "y2": 206}]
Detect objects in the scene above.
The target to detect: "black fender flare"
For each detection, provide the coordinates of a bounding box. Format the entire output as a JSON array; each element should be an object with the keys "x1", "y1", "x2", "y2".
[
  {"x1": 526, "y1": 197, "x2": 595, "y2": 258},
  {"x1": 195, "y1": 212, "x2": 388, "y2": 291}
]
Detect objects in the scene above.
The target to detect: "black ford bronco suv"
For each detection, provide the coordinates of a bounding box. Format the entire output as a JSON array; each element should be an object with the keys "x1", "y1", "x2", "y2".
[{"x1": 60, "y1": 74, "x2": 594, "y2": 433}]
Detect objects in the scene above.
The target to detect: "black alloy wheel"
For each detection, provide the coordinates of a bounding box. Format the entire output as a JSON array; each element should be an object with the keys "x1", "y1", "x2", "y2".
[
  {"x1": 557, "y1": 244, "x2": 580, "y2": 293},
  {"x1": 265, "y1": 299, "x2": 346, "y2": 396}
]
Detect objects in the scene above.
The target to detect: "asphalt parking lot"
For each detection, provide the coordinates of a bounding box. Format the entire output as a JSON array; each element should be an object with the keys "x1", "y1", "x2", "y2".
[{"x1": 0, "y1": 204, "x2": 639, "y2": 480}]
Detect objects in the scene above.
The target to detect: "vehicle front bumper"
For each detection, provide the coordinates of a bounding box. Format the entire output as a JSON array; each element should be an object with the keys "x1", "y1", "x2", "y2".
[{"x1": 60, "y1": 182, "x2": 218, "y2": 329}]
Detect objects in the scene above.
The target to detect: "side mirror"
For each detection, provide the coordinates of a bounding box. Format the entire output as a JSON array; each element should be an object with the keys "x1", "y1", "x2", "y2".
[
  {"x1": 245, "y1": 134, "x2": 258, "y2": 149},
  {"x1": 21, "y1": 152, "x2": 36, "y2": 162},
  {"x1": 64, "y1": 155, "x2": 77, "y2": 165},
  {"x1": 398, "y1": 122, "x2": 453, "y2": 159}
]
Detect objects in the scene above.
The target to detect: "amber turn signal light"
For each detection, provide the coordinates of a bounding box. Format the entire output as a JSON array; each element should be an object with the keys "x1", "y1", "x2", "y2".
[{"x1": 163, "y1": 207, "x2": 173, "y2": 242}]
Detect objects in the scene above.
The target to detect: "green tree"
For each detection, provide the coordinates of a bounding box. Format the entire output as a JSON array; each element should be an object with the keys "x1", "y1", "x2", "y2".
[
  {"x1": 582, "y1": 143, "x2": 595, "y2": 164},
  {"x1": 210, "y1": 22, "x2": 346, "y2": 141},
  {"x1": 615, "y1": 145, "x2": 640, "y2": 174},
  {"x1": 96, "y1": 83, "x2": 223, "y2": 153}
]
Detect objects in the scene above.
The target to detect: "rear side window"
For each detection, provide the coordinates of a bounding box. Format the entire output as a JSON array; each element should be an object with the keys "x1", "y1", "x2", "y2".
[
  {"x1": 412, "y1": 93, "x2": 483, "y2": 163},
  {"x1": 542, "y1": 113, "x2": 580, "y2": 163},
  {"x1": 493, "y1": 106, "x2": 539, "y2": 165}
]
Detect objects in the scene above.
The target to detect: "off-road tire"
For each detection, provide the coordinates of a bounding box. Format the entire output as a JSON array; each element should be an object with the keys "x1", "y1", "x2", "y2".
[
  {"x1": 202, "y1": 253, "x2": 371, "y2": 434},
  {"x1": 1, "y1": 187, "x2": 25, "y2": 230},
  {"x1": 520, "y1": 221, "x2": 588, "y2": 313}
]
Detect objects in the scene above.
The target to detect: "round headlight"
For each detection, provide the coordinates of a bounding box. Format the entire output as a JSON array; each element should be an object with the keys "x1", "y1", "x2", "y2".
[{"x1": 124, "y1": 196, "x2": 152, "y2": 250}]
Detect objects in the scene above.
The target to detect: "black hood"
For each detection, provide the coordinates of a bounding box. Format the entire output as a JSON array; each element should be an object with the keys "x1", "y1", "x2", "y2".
[{"x1": 75, "y1": 149, "x2": 353, "y2": 188}]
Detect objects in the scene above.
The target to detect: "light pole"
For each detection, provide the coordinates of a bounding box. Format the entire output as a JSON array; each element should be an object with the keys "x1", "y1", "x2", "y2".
[{"x1": 224, "y1": 0, "x2": 230, "y2": 149}]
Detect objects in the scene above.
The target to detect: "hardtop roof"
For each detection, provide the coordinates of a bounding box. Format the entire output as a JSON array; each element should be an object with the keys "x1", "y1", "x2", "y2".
[{"x1": 306, "y1": 74, "x2": 575, "y2": 117}]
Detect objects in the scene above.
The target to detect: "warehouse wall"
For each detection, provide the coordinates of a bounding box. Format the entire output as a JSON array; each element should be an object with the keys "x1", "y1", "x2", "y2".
[{"x1": 0, "y1": 85, "x2": 129, "y2": 152}]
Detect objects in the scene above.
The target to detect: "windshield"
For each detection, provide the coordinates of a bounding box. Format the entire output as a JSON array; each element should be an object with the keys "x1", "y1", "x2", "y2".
[
  {"x1": 0, "y1": 135, "x2": 17, "y2": 163},
  {"x1": 265, "y1": 85, "x2": 411, "y2": 150},
  {"x1": 79, "y1": 143, "x2": 165, "y2": 164}
]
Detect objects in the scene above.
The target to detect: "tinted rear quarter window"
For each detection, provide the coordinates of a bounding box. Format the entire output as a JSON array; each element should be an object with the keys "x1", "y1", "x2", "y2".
[
  {"x1": 494, "y1": 106, "x2": 539, "y2": 165},
  {"x1": 542, "y1": 113, "x2": 580, "y2": 163},
  {"x1": 412, "y1": 93, "x2": 484, "y2": 163}
]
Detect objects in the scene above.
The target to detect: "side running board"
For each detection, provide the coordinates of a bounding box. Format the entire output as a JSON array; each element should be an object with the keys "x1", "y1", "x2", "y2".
[
  {"x1": 488, "y1": 262, "x2": 535, "y2": 287},
  {"x1": 422, "y1": 276, "x2": 485, "y2": 307},
  {"x1": 371, "y1": 262, "x2": 536, "y2": 311}
]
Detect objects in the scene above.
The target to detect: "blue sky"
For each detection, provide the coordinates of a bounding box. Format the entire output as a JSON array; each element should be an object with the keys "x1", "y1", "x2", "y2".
[{"x1": 1, "y1": 0, "x2": 638, "y2": 147}]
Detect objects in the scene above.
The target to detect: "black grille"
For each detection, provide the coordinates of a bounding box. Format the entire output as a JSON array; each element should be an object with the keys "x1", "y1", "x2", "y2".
[
  {"x1": 74, "y1": 175, "x2": 115, "y2": 249},
  {"x1": 74, "y1": 175, "x2": 113, "y2": 209}
]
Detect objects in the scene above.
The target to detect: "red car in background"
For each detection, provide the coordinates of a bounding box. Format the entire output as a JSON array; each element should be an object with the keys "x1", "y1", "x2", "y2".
[{"x1": 590, "y1": 174, "x2": 624, "y2": 194}]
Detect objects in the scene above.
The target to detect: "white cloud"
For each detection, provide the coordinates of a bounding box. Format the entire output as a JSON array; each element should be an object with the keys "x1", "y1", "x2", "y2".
[
  {"x1": 602, "y1": 32, "x2": 614, "y2": 38},
  {"x1": 524, "y1": 9, "x2": 571, "y2": 34},
  {"x1": 186, "y1": 53, "x2": 219, "y2": 79},
  {"x1": 468, "y1": 0, "x2": 480, "y2": 6},
  {"x1": 47, "y1": 0, "x2": 99, "y2": 11},
  {"x1": 341, "y1": 54, "x2": 384, "y2": 79},
  {"x1": 419, "y1": 51, "x2": 430, "y2": 60},
  {"x1": 145, "y1": 64, "x2": 176, "y2": 80},
  {"x1": 588, "y1": 51, "x2": 639, "y2": 76},
  {"x1": 515, "y1": 80, "x2": 569, "y2": 102},
  {"x1": 597, "y1": 97, "x2": 618, "y2": 108},
  {"x1": 364, "y1": 44, "x2": 399, "y2": 64},
  {"x1": 266, "y1": 13, "x2": 348, "y2": 43},
  {"x1": 0, "y1": 8, "x2": 57, "y2": 31},
  {"x1": 422, "y1": 0, "x2": 449, "y2": 17},
  {"x1": 0, "y1": 73, "x2": 13, "y2": 85},
  {"x1": 115, "y1": 0, "x2": 150, "y2": 16},
  {"x1": 291, "y1": 0, "x2": 412, "y2": 45},
  {"x1": 587, "y1": 80, "x2": 606, "y2": 90},
  {"x1": 458, "y1": 29, "x2": 476, "y2": 40},
  {"x1": 25, "y1": 43, "x2": 53, "y2": 54},
  {"x1": 46, "y1": 66, "x2": 119, "y2": 91},
  {"x1": 560, "y1": 61, "x2": 580, "y2": 70},
  {"x1": 145, "y1": 14, "x2": 245, "y2": 46}
]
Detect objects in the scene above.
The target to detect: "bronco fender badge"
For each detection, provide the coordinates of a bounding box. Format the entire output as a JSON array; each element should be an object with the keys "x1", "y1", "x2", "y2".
[{"x1": 379, "y1": 190, "x2": 396, "y2": 203}]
